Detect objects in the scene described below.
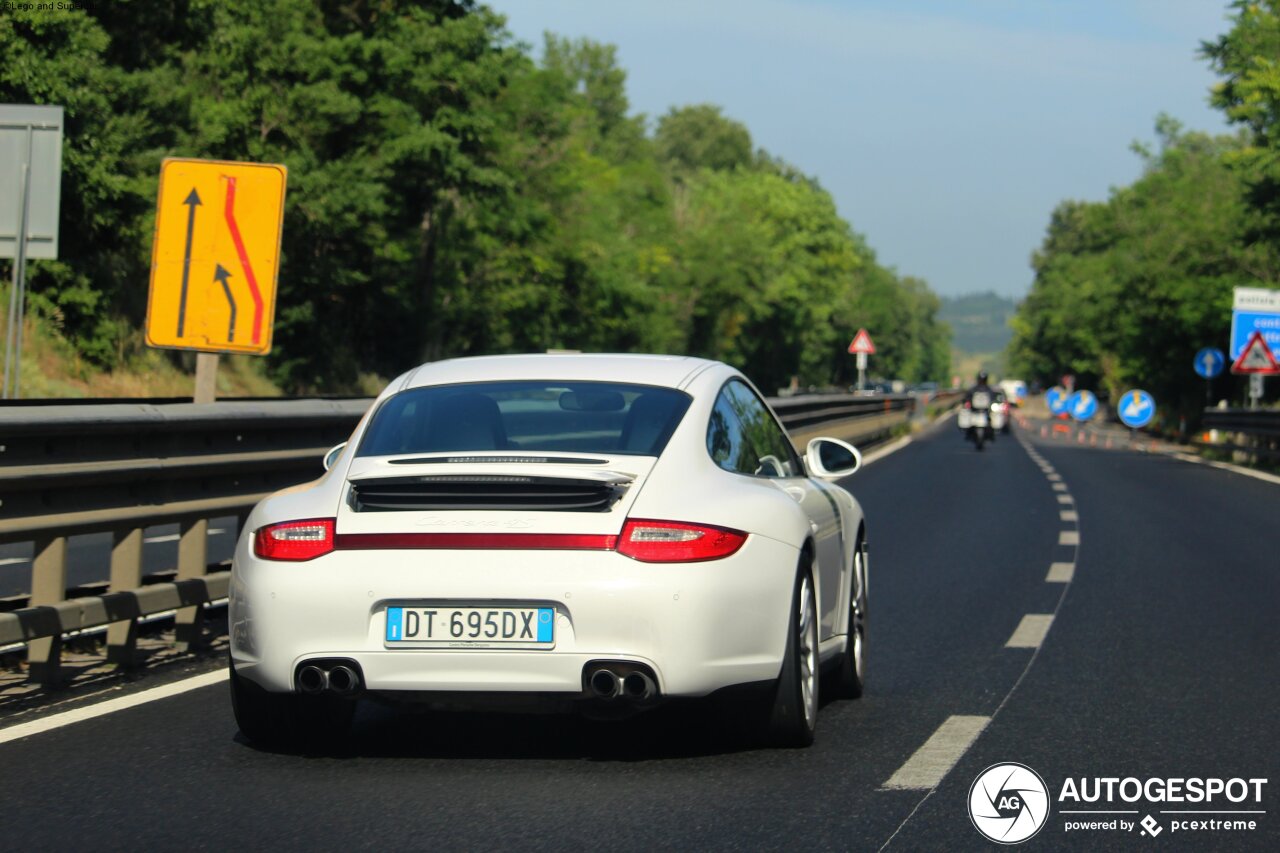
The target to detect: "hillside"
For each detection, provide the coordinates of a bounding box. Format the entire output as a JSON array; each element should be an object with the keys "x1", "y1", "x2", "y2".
[{"x1": 938, "y1": 291, "x2": 1017, "y2": 354}]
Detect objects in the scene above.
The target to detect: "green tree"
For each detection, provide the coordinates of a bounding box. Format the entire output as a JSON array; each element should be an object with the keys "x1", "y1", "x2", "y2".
[{"x1": 655, "y1": 104, "x2": 753, "y2": 173}]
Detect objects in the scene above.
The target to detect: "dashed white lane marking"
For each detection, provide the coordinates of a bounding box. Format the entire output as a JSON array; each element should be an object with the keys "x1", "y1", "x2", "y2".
[
  {"x1": 0, "y1": 669, "x2": 227, "y2": 746},
  {"x1": 1046, "y1": 562, "x2": 1075, "y2": 583},
  {"x1": 1059, "y1": 530, "x2": 1080, "y2": 546},
  {"x1": 1006, "y1": 614, "x2": 1055, "y2": 648},
  {"x1": 882, "y1": 715, "x2": 992, "y2": 790},
  {"x1": 1057, "y1": 494, "x2": 1074, "y2": 504},
  {"x1": 1052, "y1": 483, "x2": 1068, "y2": 492},
  {"x1": 1060, "y1": 510, "x2": 1079, "y2": 522},
  {"x1": 1046, "y1": 473, "x2": 1062, "y2": 482}
]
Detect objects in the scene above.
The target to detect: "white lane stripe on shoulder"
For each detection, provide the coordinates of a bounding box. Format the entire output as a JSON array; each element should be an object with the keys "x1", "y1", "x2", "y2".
[
  {"x1": 1006, "y1": 614, "x2": 1054, "y2": 648},
  {"x1": 882, "y1": 715, "x2": 991, "y2": 790},
  {"x1": 860, "y1": 435, "x2": 912, "y2": 467},
  {"x1": 0, "y1": 669, "x2": 228, "y2": 746}
]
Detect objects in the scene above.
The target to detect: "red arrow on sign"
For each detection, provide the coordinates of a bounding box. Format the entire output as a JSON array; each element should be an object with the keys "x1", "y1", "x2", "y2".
[
  {"x1": 848, "y1": 328, "x2": 876, "y2": 354},
  {"x1": 1230, "y1": 330, "x2": 1280, "y2": 375}
]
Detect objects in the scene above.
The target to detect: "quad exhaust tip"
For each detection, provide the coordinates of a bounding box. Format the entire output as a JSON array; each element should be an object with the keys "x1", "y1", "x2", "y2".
[
  {"x1": 622, "y1": 671, "x2": 656, "y2": 701},
  {"x1": 589, "y1": 668, "x2": 621, "y2": 700},
  {"x1": 296, "y1": 661, "x2": 362, "y2": 695},
  {"x1": 586, "y1": 665, "x2": 658, "y2": 703}
]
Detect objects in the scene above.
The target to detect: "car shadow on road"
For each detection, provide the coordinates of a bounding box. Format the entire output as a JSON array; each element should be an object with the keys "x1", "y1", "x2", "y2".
[{"x1": 236, "y1": 691, "x2": 854, "y2": 762}]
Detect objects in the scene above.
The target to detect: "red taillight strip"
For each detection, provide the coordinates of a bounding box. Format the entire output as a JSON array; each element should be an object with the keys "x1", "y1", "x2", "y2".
[{"x1": 333, "y1": 532, "x2": 619, "y2": 551}]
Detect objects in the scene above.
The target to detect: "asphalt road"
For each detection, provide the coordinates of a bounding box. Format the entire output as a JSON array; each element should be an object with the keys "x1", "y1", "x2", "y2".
[{"x1": 1, "y1": 420, "x2": 1276, "y2": 851}]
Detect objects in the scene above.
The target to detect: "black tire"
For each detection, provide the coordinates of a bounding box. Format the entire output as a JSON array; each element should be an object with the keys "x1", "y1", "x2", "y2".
[
  {"x1": 830, "y1": 538, "x2": 868, "y2": 699},
  {"x1": 230, "y1": 661, "x2": 355, "y2": 750},
  {"x1": 975, "y1": 432, "x2": 985, "y2": 451},
  {"x1": 751, "y1": 565, "x2": 819, "y2": 748}
]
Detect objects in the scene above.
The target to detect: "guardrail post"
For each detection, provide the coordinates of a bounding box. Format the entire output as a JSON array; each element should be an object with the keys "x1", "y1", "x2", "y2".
[
  {"x1": 27, "y1": 535, "x2": 67, "y2": 685},
  {"x1": 106, "y1": 527, "x2": 143, "y2": 665},
  {"x1": 173, "y1": 518, "x2": 208, "y2": 650}
]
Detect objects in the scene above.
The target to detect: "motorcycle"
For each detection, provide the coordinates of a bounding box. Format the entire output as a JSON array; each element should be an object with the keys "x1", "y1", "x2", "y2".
[{"x1": 958, "y1": 390, "x2": 997, "y2": 450}]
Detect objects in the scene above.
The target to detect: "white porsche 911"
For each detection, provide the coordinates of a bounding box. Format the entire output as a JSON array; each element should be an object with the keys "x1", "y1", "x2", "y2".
[{"x1": 229, "y1": 354, "x2": 868, "y2": 748}]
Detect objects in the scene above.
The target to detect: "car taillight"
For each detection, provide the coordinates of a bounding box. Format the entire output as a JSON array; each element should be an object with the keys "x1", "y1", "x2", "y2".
[
  {"x1": 616, "y1": 519, "x2": 747, "y2": 563},
  {"x1": 254, "y1": 518, "x2": 335, "y2": 561}
]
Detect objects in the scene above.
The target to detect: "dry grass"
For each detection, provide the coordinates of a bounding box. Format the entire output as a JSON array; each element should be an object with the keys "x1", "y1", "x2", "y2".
[{"x1": 1, "y1": 295, "x2": 283, "y2": 399}]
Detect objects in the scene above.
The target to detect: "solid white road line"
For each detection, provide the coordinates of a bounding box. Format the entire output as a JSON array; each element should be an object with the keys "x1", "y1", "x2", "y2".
[
  {"x1": 1060, "y1": 510, "x2": 1079, "y2": 522},
  {"x1": 1006, "y1": 614, "x2": 1055, "y2": 649},
  {"x1": 1046, "y1": 562, "x2": 1075, "y2": 583},
  {"x1": 1059, "y1": 530, "x2": 1080, "y2": 546},
  {"x1": 0, "y1": 669, "x2": 227, "y2": 746},
  {"x1": 0, "y1": 557, "x2": 29, "y2": 566},
  {"x1": 882, "y1": 715, "x2": 992, "y2": 790},
  {"x1": 861, "y1": 434, "x2": 913, "y2": 467}
]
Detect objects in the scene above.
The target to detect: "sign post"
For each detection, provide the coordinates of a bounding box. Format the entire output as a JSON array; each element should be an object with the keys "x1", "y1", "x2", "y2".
[
  {"x1": 1229, "y1": 329, "x2": 1279, "y2": 409},
  {"x1": 848, "y1": 329, "x2": 875, "y2": 392},
  {"x1": 1230, "y1": 287, "x2": 1280, "y2": 409},
  {"x1": 1117, "y1": 389, "x2": 1156, "y2": 445},
  {"x1": 1193, "y1": 347, "x2": 1225, "y2": 406},
  {"x1": 145, "y1": 158, "x2": 287, "y2": 402},
  {"x1": 2, "y1": 104, "x2": 63, "y2": 399}
]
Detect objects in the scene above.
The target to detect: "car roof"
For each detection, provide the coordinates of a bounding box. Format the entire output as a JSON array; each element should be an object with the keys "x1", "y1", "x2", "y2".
[{"x1": 399, "y1": 353, "x2": 724, "y2": 392}]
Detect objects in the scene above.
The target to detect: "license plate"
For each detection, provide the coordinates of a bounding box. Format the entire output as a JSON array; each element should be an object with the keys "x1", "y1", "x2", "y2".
[{"x1": 385, "y1": 605, "x2": 555, "y2": 648}]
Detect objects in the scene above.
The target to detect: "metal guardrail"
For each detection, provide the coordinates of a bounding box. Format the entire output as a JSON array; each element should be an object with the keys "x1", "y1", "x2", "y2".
[
  {"x1": 0, "y1": 391, "x2": 934, "y2": 686},
  {"x1": 0, "y1": 400, "x2": 368, "y2": 682},
  {"x1": 1200, "y1": 408, "x2": 1280, "y2": 460},
  {"x1": 1202, "y1": 408, "x2": 1280, "y2": 437}
]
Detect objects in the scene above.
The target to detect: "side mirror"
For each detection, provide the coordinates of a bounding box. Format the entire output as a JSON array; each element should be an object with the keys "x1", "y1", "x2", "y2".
[
  {"x1": 322, "y1": 442, "x2": 348, "y2": 472},
  {"x1": 805, "y1": 437, "x2": 862, "y2": 479}
]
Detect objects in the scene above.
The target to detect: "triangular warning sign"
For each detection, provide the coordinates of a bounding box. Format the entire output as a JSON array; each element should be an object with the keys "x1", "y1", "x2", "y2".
[
  {"x1": 848, "y1": 328, "x2": 876, "y2": 354},
  {"x1": 1230, "y1": 330, "x2": 1280, "y2": 375}
]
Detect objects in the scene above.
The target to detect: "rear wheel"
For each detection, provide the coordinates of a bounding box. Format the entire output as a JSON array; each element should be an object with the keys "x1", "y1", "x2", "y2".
[
  {"x1": 230, "y1": 661, "x2": 355, "y2": 750},
  {"x1": 752, "y1": 565, "x2": 819, "y2": 747},
  {"x1": 830, "y1": 539, "x2": 867, "y2": 699}
]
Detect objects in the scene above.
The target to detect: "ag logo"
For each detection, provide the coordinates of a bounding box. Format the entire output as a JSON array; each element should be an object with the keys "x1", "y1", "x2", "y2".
[{"x1": 969, "y1": 762, "x2": 1050, "y2": 844}]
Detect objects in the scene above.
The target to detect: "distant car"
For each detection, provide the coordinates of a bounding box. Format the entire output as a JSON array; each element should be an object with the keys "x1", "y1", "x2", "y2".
[
  {"x1": 229, "y1": 354, "x2": 870, "y2": 749},
  {"x1": 999, "y1": 379, "x2": 1027, "y2": 407}
]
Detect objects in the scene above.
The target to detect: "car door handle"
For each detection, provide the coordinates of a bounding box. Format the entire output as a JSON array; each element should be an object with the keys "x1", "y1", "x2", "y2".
[{"x1": 809, "y1": 520, "x2": 820, "y2": 533}]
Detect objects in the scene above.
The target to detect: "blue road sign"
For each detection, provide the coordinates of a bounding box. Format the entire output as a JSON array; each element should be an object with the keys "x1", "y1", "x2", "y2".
[
  {"x1": 1067, "y1": 390, "x2": 1098, "y2": 422},
  {"x1": 1230, "y1": 312, "x2": 1280, "y2": 360},
  {"x1": 1046, "y1": 386, "x2": 1069, "y2": 415},
  {"x1": 1194, "y1": 348, "x2": 1225, "y2": 379},
  {"x1": 1117, "y1": 389, "x2": 1156, "y2": 429}
]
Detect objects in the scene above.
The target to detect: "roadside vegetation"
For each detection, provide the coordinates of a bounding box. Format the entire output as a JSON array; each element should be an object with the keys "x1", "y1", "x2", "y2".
[
  {"x1": 0, "y1": 1, "x2": 948, "y2": 397},
  {"x1": 1009, "y1": 1, "x2": 1280, "y2": 425}
]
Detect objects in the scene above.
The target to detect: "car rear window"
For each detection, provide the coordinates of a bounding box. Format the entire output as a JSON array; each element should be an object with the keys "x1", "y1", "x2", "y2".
[{"x1": 357, "y1": 381, "x2": 693, "y2": 457}]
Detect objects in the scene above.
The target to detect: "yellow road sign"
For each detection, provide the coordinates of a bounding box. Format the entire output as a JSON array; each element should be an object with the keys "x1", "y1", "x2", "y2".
[{"x1": 145, "y1": 158, "x2": 287, "y2": 355}]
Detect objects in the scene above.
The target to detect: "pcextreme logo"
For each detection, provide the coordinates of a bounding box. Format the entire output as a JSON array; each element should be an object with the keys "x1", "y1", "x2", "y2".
[{"x1": 969, "y1": 763, "x2": 1051, "y2": 844}]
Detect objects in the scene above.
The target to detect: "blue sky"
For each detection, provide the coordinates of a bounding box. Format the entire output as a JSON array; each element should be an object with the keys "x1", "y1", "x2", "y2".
[{"x1": 490, "y1": 0, "x2": 1235, "y2": 299}]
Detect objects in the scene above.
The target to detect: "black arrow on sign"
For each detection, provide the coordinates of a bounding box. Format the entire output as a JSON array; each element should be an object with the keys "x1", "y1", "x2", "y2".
[
  {"x1": 214, "y1": 264, "x2": 237, "y2": 342},
  {"x1": 176, "y1": 188, "x2": 202, "y2": 338}
]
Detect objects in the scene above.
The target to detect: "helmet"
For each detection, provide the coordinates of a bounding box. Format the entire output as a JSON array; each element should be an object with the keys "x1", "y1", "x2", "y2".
[{"x1": 977, "y1": 371, "x2": 989, "y2": 384}]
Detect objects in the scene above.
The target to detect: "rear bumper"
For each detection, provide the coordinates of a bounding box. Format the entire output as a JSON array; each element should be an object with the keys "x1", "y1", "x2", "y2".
[{"x1": 229, "y1": 532, "x2": 799, "y2": 698}]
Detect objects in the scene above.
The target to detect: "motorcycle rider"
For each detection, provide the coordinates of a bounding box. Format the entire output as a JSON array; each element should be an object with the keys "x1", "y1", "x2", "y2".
[
  {"x1": 962, "y1": 371, "x2": 998, "y2": 448},
  {"x1": 964, "y1": 371, "x2": 995, "y2": 406}
]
